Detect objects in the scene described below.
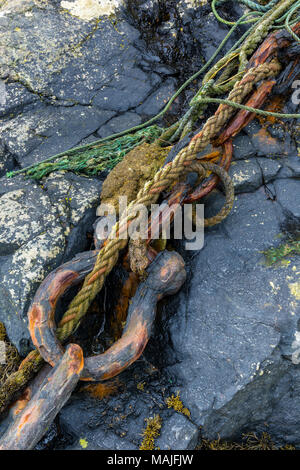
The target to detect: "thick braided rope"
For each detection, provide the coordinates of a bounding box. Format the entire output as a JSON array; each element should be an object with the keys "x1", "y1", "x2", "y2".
[
  {"x1": 201, "y1": 162, "x2": 235, "y2": 227},
  {"x1": 238, "y1": 0, "x2": 297, "y2": 70},
  {"x1": 57, "y1": 60, "x2": 281, "y2": 340},
  {"x1": 0, "y1": 60, "x2": 281, "y2": 416},
  {"x1": 129, "y1": 160, "x2": 234, "y2": 274}
]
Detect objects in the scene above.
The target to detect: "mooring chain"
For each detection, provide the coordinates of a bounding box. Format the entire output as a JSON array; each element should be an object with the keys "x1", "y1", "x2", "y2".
[
  {"x1": 55, "y1": 59, "x2": 281, "y2": 343},
  {"x1": 0, "y1": 59, "x2": 282, "y2": 417}
]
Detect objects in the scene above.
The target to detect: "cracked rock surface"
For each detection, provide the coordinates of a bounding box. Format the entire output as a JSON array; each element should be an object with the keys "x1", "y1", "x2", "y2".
[{"x1": 0, "y1": 0, "x2": 300, "y2": 450}]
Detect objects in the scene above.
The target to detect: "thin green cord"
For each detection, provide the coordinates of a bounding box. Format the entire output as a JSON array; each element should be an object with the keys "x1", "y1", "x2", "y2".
[
  {"x1": 285, "y1": 2, "x2": 300, "y2": 42},
  {"x1": 216, "y1": 0, "x2": 279, "y2": 13},
  {"x1": 226, "y1": 16, "x2": 262, "y2": 54},
  {"x1": 212, "y1": 0, "x2": 261, "y2": 25},
  {"x1": 197, "y1": 97, "x2": 300, "y2": 118},
  {"x1": 172, "y1": 10, "x2": 264, "y2": 140}
]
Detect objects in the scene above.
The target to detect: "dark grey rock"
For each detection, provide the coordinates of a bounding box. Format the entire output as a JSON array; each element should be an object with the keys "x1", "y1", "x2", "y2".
[
  {"x1": 0, "y1": 1, "x2": 176, "y2": 169},
  {"x1": 58, "y1": 362, "x2": 176, "y2": 451},
  {"x1": 244, "y1": 121, "x2": 297, "y2": 159},
  {"x1": 0, "y1": 82, "x2": 38, "y2": 119},
  {"x1": 92, "y1": 68, "x2": 156, "y2": 113},
  {"x1": 97, "y1": 112, "x2": 142, "y2": 138},
  {"x1": 277, "y1": 154, "x2": 300, "y2": 179},
  {"x1": 228, "y1": 159, "x2": 262, "y2": 193},
  {"x1": 2, "y1": 106, "x2": 116, "y2": 169},
  {"x1": 254, "y1": 366, "x2": 300, "y2": 448},
  {"x1": 0, "y1": 172, "x2": 102, "y2": 353},
  {"x1": 0, "y1": 142, "x2": 16, "y2": 177},
  {"x1": 273, "y1": 179, "x2": 300, "y2": 218},
  {"x1": 136, "y1": 79, "x2": 176, "y2": 117},
  {"x1": 256, "y1": 157, "x2": 282, "y2": 184},
  {"x1": 60, "y1": 398, "x2": 136, "y2": 450},
  {"x1": 156, "y1": 413, "x2": 199, "y2": 450},
  {"x1": 158, "y1": 187, "x2": 300, "y2": 446},
  {"x1": 233, "y1": 133, "x2": 256, "y2": 161}
]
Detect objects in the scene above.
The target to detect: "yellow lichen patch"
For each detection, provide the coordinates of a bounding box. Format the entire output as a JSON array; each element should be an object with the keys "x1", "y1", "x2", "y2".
[
  {"x1": 79, "y1": 438, "x2": 88, "y2": 449},
  {"x1": 137, "y1": 381, "x2": 146, "y2": 391},
  {"x1": 289, "y1": 282, "x2": 300, "y2": 301},
  {"x1": 166, "y1": 391, "x2": 191, "y2": 417},
  {"x1": 185, "y1": 0, "x2": 208, "y2": 6},
  {"x1": 100, "y1": 143, "x2": 170, "y2": 212},
  {"x1": 140, "y1": 415, "x2": 162, "y2": 450},
  {"x1": 0, "y1": 322, "x2": 20, "y2": 388}
]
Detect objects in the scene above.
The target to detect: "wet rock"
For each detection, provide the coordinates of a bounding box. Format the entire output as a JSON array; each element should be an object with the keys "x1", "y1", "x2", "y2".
[
  {"x1": 136, "y1": 78, "x2": 177, "y2": 117},
  {"x1": 60, "y1": 395, "x2": 137, "y2": 450},
  {"x1": 277, "y1": 153, "x2": 300, "y2": 179},
  {"x1": 177, "y1": 0, "x2": 244, "y2": 63},
  {"x1": 233, "y1": 133, "x2": 256, "y2": 161},
  {"x1": 273, "y1": 179, "x2": 300, "y2": 218},
  {"x1": 0, "y1": 82, "x2": 38, "y2": 119},
  {"x1": 156, "y1": 413, "x2": 199, "y2": 450},
  {"x1": 97, "y1": 112, "x2": 142, "y2": 138},
  {"x1": 254, "y1": 366, "x2": 300, "y2": 448},
  {"x1": 2, "y1": 106, "x2": 114, "y2": 169},
  {"x1": 244, "y1": 121, "x2": 297, "y2": 159},
  {"x1": 0, "y1": 142, "x2": 15, "y2": 178},
  {"x1": 58, "y1": 362, "x2": 178, "y2": 450},
  {"x1": 0, "y1": 172, "x2": 102, "y2": 354},
  {"x1": 93, "y1": 68, "x2": 157, "y2": 113},
  {"x1": 256, "y1": 157, "x2": 282, "y2": 184},
  {"x1": 158, "y1": 187, "x2": 300, "y2": 447},
  {"x1": 0, "y1": 0, "x2": 176, "y2": 169},
  {"x1": 229, "y1": 159, "x2": 262, "y2": 193}
]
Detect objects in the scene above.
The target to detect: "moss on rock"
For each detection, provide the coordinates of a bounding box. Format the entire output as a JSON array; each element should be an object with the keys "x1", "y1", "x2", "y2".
[{"x1": 100, "y1": 142, "x2": 170, "y2": 211}]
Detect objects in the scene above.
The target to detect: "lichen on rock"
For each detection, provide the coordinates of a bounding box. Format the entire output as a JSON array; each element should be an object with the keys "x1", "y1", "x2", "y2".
[{"x1": 61, "y1": 0, "x2": 123, "y2": 21}]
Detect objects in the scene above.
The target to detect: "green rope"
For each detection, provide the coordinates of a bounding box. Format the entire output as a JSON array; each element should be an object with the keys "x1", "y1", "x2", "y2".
[
  {"x1": 178, "y1": 0, "x2": 299, "y2": 138},
  {"x1": 213, "y1": 0, "x2": 300, "y2": 41},
  {"x1": 194, "y1": 97, "x2": 300, "y2": 119},
  {"x1": 174, "y1": 0, "x2": 296, "y2": 141},
  {"x1": 171, "y1": 11, "x2": 264, "y2": 141},
  {"x1": 216, "y1": 0, "x2": 280, "y2": 13},
  {"x1": 7, "y1": 126, "x2": 163, "y2": 180},
  {"x1": 212, "y1": 0, "x2": 265, "y2": 25},
  {"x1": 237, "y1": 0, "x2": 298, "y2": 71},
  {"x1": 285, "y1": 2, "x2": 300, "y2": 41}
]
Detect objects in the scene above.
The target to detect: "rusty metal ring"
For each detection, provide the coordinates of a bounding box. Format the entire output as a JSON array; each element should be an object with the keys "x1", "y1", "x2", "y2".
[{"x1": 28, "y1": 250, "x2": 186, "y2": 382}]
